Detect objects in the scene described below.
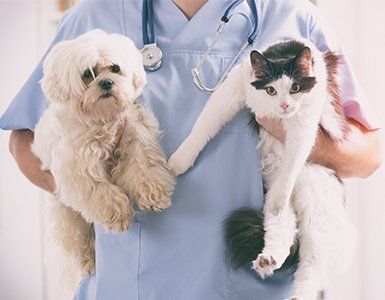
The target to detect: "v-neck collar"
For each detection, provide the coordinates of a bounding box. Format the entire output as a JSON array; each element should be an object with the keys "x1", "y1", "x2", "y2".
[
  {"x1": 168, "y1": 0, "x2": 210, "y2": 22},
  {"x1": 153, "y1": 0, "x2": 233, "y2": 51}
]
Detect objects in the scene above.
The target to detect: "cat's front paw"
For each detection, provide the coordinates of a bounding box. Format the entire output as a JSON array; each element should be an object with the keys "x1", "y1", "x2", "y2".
[
  {"x1": 168, "y1": 145, "x2": 196, "y2": 176},
  {"x1": 252, "y1": 253, "x2": 277, "y2": 279}
]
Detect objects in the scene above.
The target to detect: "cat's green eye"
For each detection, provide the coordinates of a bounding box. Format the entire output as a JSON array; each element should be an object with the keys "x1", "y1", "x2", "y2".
[
  {"x1": 266, "y1": 86, "x2": 277, "y2": 96},
  {"x1": 290, "y1": 83, "x2": 301, "y2": 94}
]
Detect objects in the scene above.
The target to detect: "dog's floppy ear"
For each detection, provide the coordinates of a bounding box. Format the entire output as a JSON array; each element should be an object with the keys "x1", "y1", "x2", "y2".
[
  {"x1": 40, "y1": 41, "x2": 72, "y2": 103},
  {"x1": 109, "y1": 33, "x2": 148, "y2": 100},
  {"x1": 132, "y1": 65, "x2": 147, "y2": 100}
]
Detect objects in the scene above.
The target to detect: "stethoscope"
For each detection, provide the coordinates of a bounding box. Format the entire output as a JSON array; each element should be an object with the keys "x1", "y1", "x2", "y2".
[
  {"x1": 141, "y1": 0, "x2": 163, "y2": 71},
  {"x1": 141, "y1": 0, "x2": 258, "y2": 93}
]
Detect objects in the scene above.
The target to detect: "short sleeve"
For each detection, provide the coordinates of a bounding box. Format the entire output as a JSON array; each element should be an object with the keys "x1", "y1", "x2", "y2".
[
  {"x1": 308, "y1": 9, "x2": 381, "y2": 130},
  {"x1": 0, "y1": 2, "x2": 101, "y2": 131}
]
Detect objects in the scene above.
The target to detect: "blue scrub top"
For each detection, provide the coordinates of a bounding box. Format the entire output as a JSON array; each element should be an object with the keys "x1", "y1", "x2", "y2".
[{"x1": 0, "y1": 1, "x2": 378, "y2": 299}]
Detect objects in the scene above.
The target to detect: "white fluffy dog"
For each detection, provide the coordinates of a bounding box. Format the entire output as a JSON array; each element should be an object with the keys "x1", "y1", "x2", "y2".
[{"x1": 32, "y1": 30, "x2": 175, "y2": 276}]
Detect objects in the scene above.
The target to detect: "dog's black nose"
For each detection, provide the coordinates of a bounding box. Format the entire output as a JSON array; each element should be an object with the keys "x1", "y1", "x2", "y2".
[{"x1": 98, "y1": 79, "x2": 114, "y2": 91}]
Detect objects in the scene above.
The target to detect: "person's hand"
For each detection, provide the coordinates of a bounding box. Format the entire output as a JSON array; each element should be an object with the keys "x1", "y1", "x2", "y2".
[
  {"x1": 256, "y1": 116, "x2": 285, "y2": 142},
  {"x1": 43, "y1": 170, "x2": 57, "y2": 195}
]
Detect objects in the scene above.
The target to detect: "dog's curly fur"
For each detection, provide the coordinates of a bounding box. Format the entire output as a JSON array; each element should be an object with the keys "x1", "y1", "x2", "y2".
[{"x1": 32, "y1": 30, "x2": 175, "y2": 277}]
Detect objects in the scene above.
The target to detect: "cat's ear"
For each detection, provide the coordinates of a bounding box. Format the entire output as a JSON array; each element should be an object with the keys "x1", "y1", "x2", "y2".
[
  {"x1": 250, "y1": 50, "x2": 269, "y2": 68},
  {"x1": 250, "y1": 50, "x2": 269, "y2": 70},
  {"x1": 295, "y1": 47, "x2": 313, "y2": 74}
]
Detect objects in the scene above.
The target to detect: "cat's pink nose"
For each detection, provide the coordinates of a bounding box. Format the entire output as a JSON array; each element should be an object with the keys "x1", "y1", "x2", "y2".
[{"x1": 280, "y1": 103, "x2": 289, "y2": 110}]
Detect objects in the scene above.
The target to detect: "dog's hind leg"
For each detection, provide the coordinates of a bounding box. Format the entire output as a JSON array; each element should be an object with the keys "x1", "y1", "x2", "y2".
[{"x1": 49, "y1": 201, "x2": 95, "y2": 277}]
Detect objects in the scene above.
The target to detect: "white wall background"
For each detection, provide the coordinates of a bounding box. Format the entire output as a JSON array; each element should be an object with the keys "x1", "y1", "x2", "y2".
[
  {"x1": 0, "y1": 1, "x2": 43, "y2": 300},
  {"x1": 0, "y1": 1, "x2": 58, "y2": 299},
  {"x1": 0, "y1": 0, "x2": 384, "y2": 299}
]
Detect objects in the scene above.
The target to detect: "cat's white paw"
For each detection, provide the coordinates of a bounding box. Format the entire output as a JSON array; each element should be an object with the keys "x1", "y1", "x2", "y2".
[
  {"x1": 168, "y1": 145, "x2": 197, "y2": 175},
  {"x1": 168, "y1": 152, "x2": 191, "y2": 175},
  {"x1": 252, "y1": 253, "x2": 277, "y2": 279}
]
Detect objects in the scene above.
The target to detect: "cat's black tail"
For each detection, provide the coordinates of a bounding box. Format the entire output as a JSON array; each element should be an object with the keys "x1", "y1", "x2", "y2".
[{"x1": 223, "y1": 207, "x2": 299, "y2": 272}]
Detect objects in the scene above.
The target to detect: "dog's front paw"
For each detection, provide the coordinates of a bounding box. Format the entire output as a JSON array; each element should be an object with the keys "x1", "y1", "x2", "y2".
[
  {"x1": 252, "y1": 253, "x2": 277, "y2": 279},
  {"x1": 103, "y1": 202, "x2": 134, "y2": 233},
  {"x1": 93, "y1": 184, "x2": 135, "y2": 233},
  {"x1": 168, "y1": 143, "x2": 197, "y2": 176},
  {"x1": 104, "y1": 215, "x2": 133, "y2": 233},
  {"x1": 138, "y1": 195, "x2": 171, "y2": 213},
  {"x1": 136, "y1": 180, "x2": 173, "y2": 213}
]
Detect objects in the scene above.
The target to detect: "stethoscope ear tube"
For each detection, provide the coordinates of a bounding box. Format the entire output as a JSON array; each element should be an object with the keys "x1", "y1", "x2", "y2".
[
  {"x1": 192, "y1": 40, "x2": 250, "y2": 94},
  {"x1": 192, "y1": 0, "x2": 258, "y2": 93}
]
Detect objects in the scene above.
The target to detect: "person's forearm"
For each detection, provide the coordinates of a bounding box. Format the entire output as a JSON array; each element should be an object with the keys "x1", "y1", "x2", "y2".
[
  {"x1": 9, "y1": 129, "x2": 56, "y2": 193},
  {"x1": 257, "y1": 117, "x2": 383, "y2": 179},
  {"x1": 308, "y1": 119, "x2": 382, "y2": 178}
]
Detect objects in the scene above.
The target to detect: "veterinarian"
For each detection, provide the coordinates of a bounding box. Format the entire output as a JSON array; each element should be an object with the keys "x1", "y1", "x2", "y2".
[{"x1": 1, "y1": 0, "x2": 382, "y2": 299}]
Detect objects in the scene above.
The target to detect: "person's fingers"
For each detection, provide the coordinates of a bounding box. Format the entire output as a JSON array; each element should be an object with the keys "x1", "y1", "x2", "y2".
[{"x1": 255, "y1": 116, "x2": 285, "y2": 142}]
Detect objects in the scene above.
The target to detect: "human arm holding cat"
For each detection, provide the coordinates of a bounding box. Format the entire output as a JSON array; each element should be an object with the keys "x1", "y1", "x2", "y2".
[
  {"x1": 310, "y1": 8, "x2": 382, "y2": 178},
  {"x1": 257, "y1": 116, "x2": 382, "y2": 178}
]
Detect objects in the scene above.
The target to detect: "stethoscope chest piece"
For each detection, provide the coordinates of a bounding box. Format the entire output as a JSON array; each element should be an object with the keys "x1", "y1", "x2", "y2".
[{"x1": 141, "y1": 43, "x2": 162, "y2": 72}]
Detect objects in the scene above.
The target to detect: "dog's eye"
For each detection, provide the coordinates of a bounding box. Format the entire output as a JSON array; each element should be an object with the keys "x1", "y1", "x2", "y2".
[
  {"x1": 83, "y1": 69, "x2": 94, "y2": 79},
  {"x1": 111, "y1": 65, "x2": 121, "y2": 73}
]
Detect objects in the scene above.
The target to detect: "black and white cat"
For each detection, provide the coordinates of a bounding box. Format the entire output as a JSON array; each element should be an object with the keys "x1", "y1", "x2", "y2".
[{"x1": 168, "y1": 40, "x2": 357, "y2": 299}]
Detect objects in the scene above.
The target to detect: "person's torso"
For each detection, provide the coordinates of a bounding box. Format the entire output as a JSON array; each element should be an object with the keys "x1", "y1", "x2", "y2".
[{"x1": 72, "y1": 1, "x2": 317, "y2": 299}]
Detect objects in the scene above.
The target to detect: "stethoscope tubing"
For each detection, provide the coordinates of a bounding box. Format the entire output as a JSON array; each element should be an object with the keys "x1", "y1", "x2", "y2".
[
  {"x1": 245, "y1": 0, "x2": 258, "y2": 42},
  {"x1": 142, "y1": 0, "x2": 155, "y2": 45},
  {"x1": 192, "y1": 0, "x2": 259, "y2": 93},
  {"x1": 141, "y1": 0, "x2": 259, "y2": 91}
]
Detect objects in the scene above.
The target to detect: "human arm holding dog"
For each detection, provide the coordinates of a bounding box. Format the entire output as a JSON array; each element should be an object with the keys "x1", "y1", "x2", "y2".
[
  {"x1": 9, "y1": 129, "x2": 57, "y2": 193},
  {"x1": 9, "y1": 121, "x2": 127, "y2": 195}
]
